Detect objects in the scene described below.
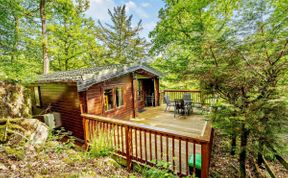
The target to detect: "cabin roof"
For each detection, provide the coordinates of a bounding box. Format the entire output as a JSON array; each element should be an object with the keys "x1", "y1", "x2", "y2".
[{"x1": 38, "y1": 63, "x2": 161, "y2": 92}]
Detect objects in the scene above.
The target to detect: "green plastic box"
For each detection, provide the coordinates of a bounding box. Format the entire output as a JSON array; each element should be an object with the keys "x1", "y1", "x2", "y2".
[{"x1": 188, "y1": 153, "x2": 202, "y2": 170}]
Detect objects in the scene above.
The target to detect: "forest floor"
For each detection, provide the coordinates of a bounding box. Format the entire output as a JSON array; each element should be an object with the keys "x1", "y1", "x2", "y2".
[
  {"x1": 209, "y1": 131, "x2": 288, "y2": 178},
  {"x1": 0, "y1": 140, "x2": 142, "y2": 178}
]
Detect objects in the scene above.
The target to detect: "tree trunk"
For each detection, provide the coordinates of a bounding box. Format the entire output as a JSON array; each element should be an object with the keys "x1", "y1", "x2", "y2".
[
  {"x1": 231, "y1": 132, "x2": 237, "y2": 155},
  {"x1": 40, "y1": 0, "x2": 49, "y2": 74},
  {"x1": 257, "y1": 140, "x2": 264, "y2": 166},
  {"x1": 239, "y1": 124, "x2": 249, "y2": 178}
]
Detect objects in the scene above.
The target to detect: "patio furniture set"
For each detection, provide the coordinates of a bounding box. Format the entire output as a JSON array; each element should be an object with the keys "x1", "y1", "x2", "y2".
[{"x1": 164, "y1": 93, "x2": 193, "y2": 117}]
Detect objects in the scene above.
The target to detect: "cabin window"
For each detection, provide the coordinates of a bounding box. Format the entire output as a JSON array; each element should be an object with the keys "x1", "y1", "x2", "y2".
[
  {"x1": 104, "y1": 89, "x2": 113, "y2": 111},
  {"x1": 116, "y1": 87, "x2": 123, "y2": 107},
  {"x1": 34, "y1": 86, "x2": 41, "y2": 107}
]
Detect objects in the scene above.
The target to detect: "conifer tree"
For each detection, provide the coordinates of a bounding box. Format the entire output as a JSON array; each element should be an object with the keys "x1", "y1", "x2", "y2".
[{"x1": 97, "y1": 5, "x2": 149, "y2": 64}]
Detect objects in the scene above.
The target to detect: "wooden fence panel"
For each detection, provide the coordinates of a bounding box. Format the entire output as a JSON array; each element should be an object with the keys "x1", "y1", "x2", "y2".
[
  {"x1": 160, "y1": 90, "x2": 215, "y2": 106},
  {"x1": 82, "y1": 114, "x2": 213, "y2": 177}
]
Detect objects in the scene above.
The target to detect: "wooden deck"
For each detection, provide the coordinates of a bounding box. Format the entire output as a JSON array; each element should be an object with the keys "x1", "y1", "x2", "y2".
[{"x1": 131, "y1": 106, "x2": 208, "y2": 138}]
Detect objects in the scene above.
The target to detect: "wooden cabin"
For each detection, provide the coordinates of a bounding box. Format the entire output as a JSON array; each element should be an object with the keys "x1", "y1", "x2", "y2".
[{"x1": 32, "y1": 64, "x2": 161, "y2": 139}]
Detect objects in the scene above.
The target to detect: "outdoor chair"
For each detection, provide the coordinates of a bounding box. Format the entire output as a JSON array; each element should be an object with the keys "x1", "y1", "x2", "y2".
[
  {"x1": 174, "y1": 99, "x2": 185, "y2": 117},
  {"x1": 183, "y1": 93, "x2": 193, "y2": 115},
  {"x1": 164, "y1": 95, "x2": 175, "y2": 112}
]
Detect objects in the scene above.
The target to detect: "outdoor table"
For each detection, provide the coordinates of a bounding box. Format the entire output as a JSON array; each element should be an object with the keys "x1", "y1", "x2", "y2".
[{"x1": 174, "y1": 99, "x2": 193, "y2": 116}]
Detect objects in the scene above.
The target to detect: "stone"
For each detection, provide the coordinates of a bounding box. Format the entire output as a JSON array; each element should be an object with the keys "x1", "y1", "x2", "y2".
[
  {"x1": 21, "y1": 119, "x2": 49, "y2": 145},
  {"x1": 0, "y1": 163, "x2": 7, "y2": 171},
  {"x1": 103, "y1": 157, "x2": 121, "y2": 169},
  {"x1": 11, "y1": 164, "x2": 16, "y2": 171}
]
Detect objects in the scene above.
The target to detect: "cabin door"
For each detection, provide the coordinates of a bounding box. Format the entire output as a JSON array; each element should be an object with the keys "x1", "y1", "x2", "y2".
[{"x1": 142, "y1": 79, "x2": 155, "y2": 107}]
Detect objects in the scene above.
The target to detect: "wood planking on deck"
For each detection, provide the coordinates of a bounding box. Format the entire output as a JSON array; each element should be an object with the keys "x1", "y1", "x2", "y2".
[
  {"x1": 132, "y1": 106, "x2": 207, "y2": 137},
  {"x1": 115, "y1": 106, "x2": 207, "y2": 174}
]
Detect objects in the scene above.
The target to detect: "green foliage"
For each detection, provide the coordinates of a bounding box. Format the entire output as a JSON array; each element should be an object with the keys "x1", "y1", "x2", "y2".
[
  {"x1": 48, "y1": 0, "x2": 105, "y2": 71},
  {"x1": 44, "y1": 127, "x2": 76, "y2": 153},
  {"x1": 151, "y1": 0, "x2": 288, "y2": 176},
  {"x1": 0, "y1": 118, "x2": 26, "y2": 144},
  {"x1": 141, "y1": 160, "x2": 175, "y2": 178},
  {"x1": 4, "y1": 145, "x2": 25, "y2": 160},
  {"x1": 97, "y1": 5, "x2": 149, "y2": 64},
  {"x1": 0, "y1": 0, "x2": 42, "y2": 82},
  {"x1": 87, "y1": 131, "x2": 114, "y2": 158}
]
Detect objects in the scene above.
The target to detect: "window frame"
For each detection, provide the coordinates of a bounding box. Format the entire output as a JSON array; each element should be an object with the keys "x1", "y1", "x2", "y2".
[
  {"x1": 115, "y1": 87, "x2": 124, "y2": 108},
  {"x1": 103, "y1": 85, "x2": 125, "y2": 113},
  {"x1": 103, "y1": 88, "x2": 114, "y2": 112},
  {"x1": 34, "y1": 86, "x2": 42, "y2": 107}
]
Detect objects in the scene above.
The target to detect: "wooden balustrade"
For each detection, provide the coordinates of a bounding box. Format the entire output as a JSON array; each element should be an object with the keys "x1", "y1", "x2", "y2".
[
  {"x1": 82, "y1": 113, "x2": 214, "y2": 178},
  {"x1": 160, "y1": 89, "x2": 215, "y2": 106}
]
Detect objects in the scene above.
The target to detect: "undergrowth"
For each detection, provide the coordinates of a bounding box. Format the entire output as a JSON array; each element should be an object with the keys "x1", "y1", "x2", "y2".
[{"x1": 87, "y1": 130, "x2": 114, "y2": 158}]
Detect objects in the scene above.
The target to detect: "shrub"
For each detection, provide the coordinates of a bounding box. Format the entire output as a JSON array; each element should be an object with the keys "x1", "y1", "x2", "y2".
[
  {"x1": 87, "y1": 130, "x2": 114, "y2": 158},
  {"x1": 142, "y1": 160, "x2": 175, "y2": 178}
]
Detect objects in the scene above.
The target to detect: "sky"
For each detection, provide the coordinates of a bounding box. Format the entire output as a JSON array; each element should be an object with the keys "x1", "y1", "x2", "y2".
[{"x1": 85, "y1": 0, "x2": 165, "y2": 40}]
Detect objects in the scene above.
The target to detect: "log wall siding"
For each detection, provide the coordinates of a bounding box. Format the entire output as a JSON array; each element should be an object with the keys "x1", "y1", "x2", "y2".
[
  {"x1": 86, "y1": 74, "x2": 134, "y2": 120},
  {"x1": 38, "y1": 83, "x2": 84, "y2": 139}
]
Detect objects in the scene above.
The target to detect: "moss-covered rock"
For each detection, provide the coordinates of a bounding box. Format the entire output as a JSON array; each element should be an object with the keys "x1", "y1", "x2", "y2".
[
  {"x1": 0, "y1": 81, "x2": 31, "y2": 118},
  {"x1": 4, "y1": 146, "x2": 25, "y2": 160}
]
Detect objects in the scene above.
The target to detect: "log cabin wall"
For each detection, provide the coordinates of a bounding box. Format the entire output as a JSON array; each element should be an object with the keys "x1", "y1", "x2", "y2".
[
  {"x1": 34, "y1": 83, "x2": 84, "y2": 139},
  {"x1": 86, "y1": 74, "x2": 134, "y2": 120}
]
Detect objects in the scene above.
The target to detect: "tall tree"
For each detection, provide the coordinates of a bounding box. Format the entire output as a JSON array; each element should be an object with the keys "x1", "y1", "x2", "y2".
[
  {"x1": 40, "y1": 0, "x2": 49, "y2": 74},
  {"x1": 97, "y1": 5, "x2": 149, "y2": 64},
  {"x1": 0, "y1": 0, "x2": 42, "y2": 82},
  {"x1": 48, "y1": 0, "x2": 106, "y2": 71},
  {"x1": 150, "y1": 0, "x2": 288, "y2": 177}
]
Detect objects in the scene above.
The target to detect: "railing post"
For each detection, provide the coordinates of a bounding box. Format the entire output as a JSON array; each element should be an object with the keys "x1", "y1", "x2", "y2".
[
  {"x1": 201, "y1": 143, "x2": 209, "y2": 178},
  {"x1": 83, "y1": 117, "x2": 90, "y2": 150},
  {"x1": 125, "y1": 126, "x2": 133, "y2": 171},
  {"x1": 162, "y1": 90, "x2": 166, "y2": 105}
]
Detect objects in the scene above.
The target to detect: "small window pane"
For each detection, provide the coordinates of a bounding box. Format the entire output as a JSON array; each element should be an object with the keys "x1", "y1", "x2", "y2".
[
  {"x1": 34, "y1": 87, "x2": 41, "y2": 107},
  {"x1": 116, "y1": 87, "x2": 123, "y2": 107},
  {"x1": 104, "y1": 89, "x2": 113, "y2": 111}
]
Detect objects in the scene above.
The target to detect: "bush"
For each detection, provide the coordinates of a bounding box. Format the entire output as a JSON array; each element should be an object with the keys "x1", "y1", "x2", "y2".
[
  {"x1": 43, "y1": 127, "x2": 76, "y2": 153},
  {"x1": 142, "y1": 160, "x2": 175, "y2": 178},
  {"x1": 87, "y1": 130, "x2": 114, "y2": 158}
]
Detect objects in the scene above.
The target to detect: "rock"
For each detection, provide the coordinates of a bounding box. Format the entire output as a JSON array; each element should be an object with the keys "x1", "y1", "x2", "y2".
[
  {"x1": 0, "y1": 163, "x2": 7, "y2": 171},
  {"x1": 21, "y1": 119, "x2": 49, "y2": 145},
  {"x1": 103, "y1": 157, "x2": 121, "y2": 169},
  {"x1": 11, "y1": 164, "x2": 16, "y2": 171}
]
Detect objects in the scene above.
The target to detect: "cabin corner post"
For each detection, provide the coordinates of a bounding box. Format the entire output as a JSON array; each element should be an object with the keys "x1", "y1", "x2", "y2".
[
  {"x1": 79, "y1": 91, "x2": 89, "y2": 148},
  {"x1": 82, "y1": 117, "x2": 90, "y2": 150},
  {"x1": 154, "y1": 77, "x2": 160, "y2": 106}
]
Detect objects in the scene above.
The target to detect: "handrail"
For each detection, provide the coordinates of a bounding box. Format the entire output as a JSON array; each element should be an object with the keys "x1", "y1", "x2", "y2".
[
  {"x1": 159, "y1": 89, "x2": 214, "y2": 106},
  {"x1": 81, "y1": 113, "x2": 211, "y2": 143},
  {"x1": 161, "y1": 89, "x2": 201, "y2": 93}
]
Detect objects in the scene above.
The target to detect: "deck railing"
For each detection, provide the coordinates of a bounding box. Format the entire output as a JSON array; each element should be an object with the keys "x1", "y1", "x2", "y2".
[
  {"x1": 160, "y1": 90, "x2": 215, "y2": 106},
  {"x1": 82, "y1": 113, "x2": 214, "y2": 178}
]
